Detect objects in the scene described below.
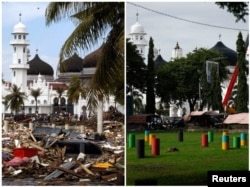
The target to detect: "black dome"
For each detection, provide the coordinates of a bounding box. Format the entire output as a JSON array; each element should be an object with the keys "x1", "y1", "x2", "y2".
[
  {"x1": 60, "y1": 53, "x2": 84, "y2": 73},
  {"x1": 82, "y1": 46, "x2": 103, "y2": 67},
  {"x1": 27, "y1": 54, "x2": 54, "y2": 76},
  {"x1": 154, "y1": 54, "x2": 167, "y2": 70},
  {"x1": 210, "y1": 41, "x2": 237, "y2": 66}
]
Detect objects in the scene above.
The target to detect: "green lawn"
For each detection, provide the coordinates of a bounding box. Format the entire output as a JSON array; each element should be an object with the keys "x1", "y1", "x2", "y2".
[{"x1": 126, "y1": 130, "x2": 248, "y2": 185}]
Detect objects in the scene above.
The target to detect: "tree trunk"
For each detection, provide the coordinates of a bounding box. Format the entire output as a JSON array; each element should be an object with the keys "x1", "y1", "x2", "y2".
[{"x1": 97, "y1": 99, "x2": 103, "y2": 133}]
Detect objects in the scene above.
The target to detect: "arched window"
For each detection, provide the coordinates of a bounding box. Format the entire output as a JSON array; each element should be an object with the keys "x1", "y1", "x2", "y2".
[
  {"x1": 44, "y1": 100, "x2": 47, "y2": 104},
  {"x1": 61, "y1": 97, "x2": 66, "y2": 105},
  {"x1": 67, "y1": 98, "x2": 73, "y2": 105},
  {"x1": 53, "y1": 97, "x2": 59, "y2": 106}
]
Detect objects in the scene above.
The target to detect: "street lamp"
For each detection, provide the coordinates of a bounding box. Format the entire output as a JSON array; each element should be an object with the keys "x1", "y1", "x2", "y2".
[
  {"x1": 197, "y1": 70, "x2": 201, "y2": 111},
  {"x1": 198, "y1": 78, "x2": 201, "y2": 110}
]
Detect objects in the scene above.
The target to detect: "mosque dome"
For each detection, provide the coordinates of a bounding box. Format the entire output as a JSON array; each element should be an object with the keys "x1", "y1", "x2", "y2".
[
  {"x1": 27, "y1": 54, "x2": 54, "y2": 76},
  {"x1": 210, "y1": 41, "x2": 237, "y2": 66},
  {"x1": 13, "y1": 22, "x2": 27, "y2": 34},
  {"x1": 60, "y1": 53, "x2": 84, "y2": 73},
  {"x1": 82, "y1": 46, "x2": 103, "y2": 67},
  {"x1": 130, "y1": 22, "x2": 145, "y2": 34},
  {"x1": 154, "y1": 54, "x2": 167, "y2": 70}
]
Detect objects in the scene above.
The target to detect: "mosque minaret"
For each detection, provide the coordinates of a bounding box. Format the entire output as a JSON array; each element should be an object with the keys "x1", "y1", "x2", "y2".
[
  {"x1": 3, "y1": 13, "x2": 123, "y2": 118},
  {"x1": 128, "y1": 12, "x2": 148, "y2": 59},
  {"x1": 171, "y1": 42, "x2": 183, "y2": 60},
  {"x1": 9, "y1": 13, "x2": 30, "y2": 91}
]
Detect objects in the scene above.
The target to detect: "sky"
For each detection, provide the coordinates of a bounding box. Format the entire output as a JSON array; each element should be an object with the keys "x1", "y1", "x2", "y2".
[
  {"x1": 126, "y1": 1, "x2": 249, "y2": 62},
  {"x1": 1, "y1": 1, "x2": 103, "y2": 82},
  {"x1": 1, "y1": 1, "x2": 249, "y2": 82}
]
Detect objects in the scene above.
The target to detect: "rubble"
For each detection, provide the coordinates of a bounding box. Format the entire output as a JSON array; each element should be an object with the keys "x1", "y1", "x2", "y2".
[{"x1": 2, "y1": 116, "x2": 124, "y2": 186}]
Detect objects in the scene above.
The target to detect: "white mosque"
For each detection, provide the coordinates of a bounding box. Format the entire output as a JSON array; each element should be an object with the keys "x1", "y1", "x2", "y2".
[
  {"x1": 128, "y1": 12, "x2": 248, "y2": 117},
  {"x1": 2, "y1": 14, "x2": 122, "y2": 119}
]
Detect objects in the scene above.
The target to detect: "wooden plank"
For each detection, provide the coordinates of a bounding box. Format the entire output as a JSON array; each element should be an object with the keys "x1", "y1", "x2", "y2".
[
  {"x1": 52, "y1": 165, "x2": 82, "y2": 178},
  {"x1": 44, "y1": 162, "x2": 75, "y2": 180},
  {"x1": 76, "y1": 160, "x2": 95, "y2": 176}
]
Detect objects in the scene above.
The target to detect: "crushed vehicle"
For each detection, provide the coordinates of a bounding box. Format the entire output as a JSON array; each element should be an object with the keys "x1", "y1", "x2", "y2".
[
  {"x1": 164, "y1": 116, "x2": 185, "y2": 129},
  {"x1": 127, "y1": 114, "x2": 164, "y2": 130}
]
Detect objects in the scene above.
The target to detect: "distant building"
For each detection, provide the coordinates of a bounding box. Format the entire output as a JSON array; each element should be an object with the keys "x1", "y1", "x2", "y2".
[
  {"x1": 128, "y1": 12, "x2": 148, "y2": 59},
  {"x1": 171, "y1": 42, "x2": 183, "y2": 60}
]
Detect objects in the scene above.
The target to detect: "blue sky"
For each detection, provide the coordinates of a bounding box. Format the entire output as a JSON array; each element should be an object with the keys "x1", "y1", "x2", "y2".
[
  {"x1": 1, "y1": 2, "x2": 103, "y2": 82},
  {"x1": 1, "y1": 1, "x2": 249, "y2": 82},
  {"x1": 126, "y1": 2, "x2": 249, "y2": 62}
]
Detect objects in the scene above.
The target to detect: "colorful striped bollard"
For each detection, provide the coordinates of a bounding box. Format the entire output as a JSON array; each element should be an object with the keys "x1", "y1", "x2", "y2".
[
  {"x1": 222, "y1": 131, "x2": 228, "y2": 136},
  {"x1": 222, "y1": 134, "x2": 229, "y2": 150},
  {"x1": 149, "y1": 134, "x2": 155, "y2": 146},
  {"x1": 144, "y1": 130, "x2": 150, "y2": 142},
  {"x1": 240, "y1": 132, "x2": 247, "y2": 146}
]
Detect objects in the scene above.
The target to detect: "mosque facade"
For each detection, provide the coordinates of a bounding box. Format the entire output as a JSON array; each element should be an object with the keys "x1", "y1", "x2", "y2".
[
  {"x1": 128, "y1": 12, "x2": 247, "y2": 117},
  {"x1": 2, "y1": 15, "x2": 119, "y2": 119}
]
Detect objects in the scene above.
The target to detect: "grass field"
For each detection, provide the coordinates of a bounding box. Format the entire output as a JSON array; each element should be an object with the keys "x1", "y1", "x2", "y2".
[{"x1": 126, "y1": 130, "x2": 248, "y2": 186}]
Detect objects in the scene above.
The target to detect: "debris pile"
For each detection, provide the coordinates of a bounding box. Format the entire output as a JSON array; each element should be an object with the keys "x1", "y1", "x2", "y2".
[{"x1": 2, "y1": 119, "x2": 124, "y2": 186}]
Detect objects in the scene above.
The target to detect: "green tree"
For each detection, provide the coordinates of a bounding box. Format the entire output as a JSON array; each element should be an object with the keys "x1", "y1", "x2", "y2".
[
  {"x1": 235, "y1": 32, "x2": 249, "y2": 112},
  {"x1": 156, "y1": 48, "x2": 229, "y2": 112},
  {"x1": 30, "y1": 88, "x2": 42, "y2": 113},
  {"x1": 67, "y1": 75, "x2": 91, "y2": 117},
  {"x1": 67, "y1": 75, "x2": 87, "y2": 104},
  {"x1": 126, "y1": 39, "x2": 147, "y2": 115},
  {"x1": 126, "y1": 39, "x2": 147, "y2": 94},
  {"x1": 4, "y1": 84, "x2": 27, "y2": 114},
  {"x1": 209, "y1": 65, "x2": 223, "y2": 112},
  {"x1": 132, "y1": 90, "x2": 144, "y2": 114},
  {"x1": 45, "y1": 2, "x2": 124, "y2": 105},
  {"x1": 215, "y1": 2, "x2": 249, "y2": 22},
  {"x1": 146, "y1": 37, "x2": 155, "y2": 114}
]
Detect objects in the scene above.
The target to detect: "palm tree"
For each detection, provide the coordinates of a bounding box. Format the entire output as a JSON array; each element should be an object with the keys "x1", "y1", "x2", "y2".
[
  {"x1": 67, "y1": 75, "x2": 87, "y2": 104},
  {"x1": 55, "y1": 86, "x2": 65, "y2": 113},
  {"x1": 132, "y1": 90, "x2": 144, "y2": 114},
  {"x1": 45, "y1": 2, "x2": 124, "y2": 133},
  {"x1": 45, "y1": 2, "x2": 124, "y2": 103},
  {"x1": 30, "y1": 88, "x2": 42, "y2": 113},
  {"x1": 4, "y1": 84, "x2": 27, "y2": 114},
  {"x1": 67, "y1": 75, "x2": 88, "y2": 115}
]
